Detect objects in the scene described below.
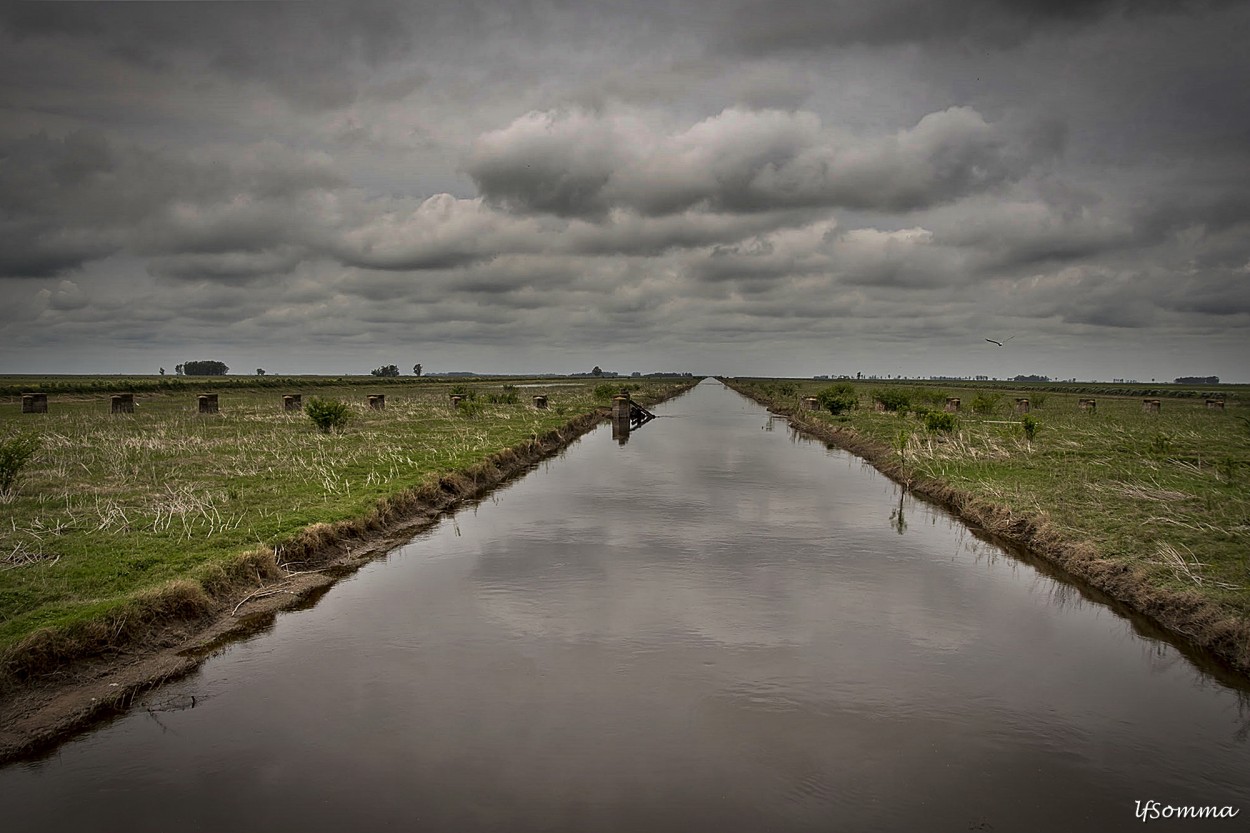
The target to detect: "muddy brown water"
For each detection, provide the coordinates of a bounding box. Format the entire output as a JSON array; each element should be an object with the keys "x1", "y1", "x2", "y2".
[{"x1": 2, "y1": 379, "x2": 1248, "y2": 832}]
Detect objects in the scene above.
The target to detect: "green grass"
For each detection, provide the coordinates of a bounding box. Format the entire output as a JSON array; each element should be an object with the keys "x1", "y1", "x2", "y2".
[
  {"x1": 0, "y1": 377, "x2": 696, "y2": 655},
  {"x1": 729, "y1": 378, "x2": 1250, "y2": 622}
]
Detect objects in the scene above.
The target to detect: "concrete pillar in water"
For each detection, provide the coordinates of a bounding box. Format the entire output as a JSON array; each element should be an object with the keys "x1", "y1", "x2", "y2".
[
  {"x1": 1142, "y1": 398, "x2": 1161, "y2": 413},
  {"x1": 1206, "y1": 399, "x2": 1225, "y2": 410},
  {"x1": 945, "y1": 398, "x2": 960, "y2": 413},
  {"x1": 198, "y1": 394, "x2": 219, "y2": 414},
  {"x1": 532, "y1": 395, "x2": 548, "y2": 409},
  {"x1": 801, "y1": 397, "x2": 819, "y2": 411},
  {"x1": 1014, "y1": 398, "x2": 1031, "y2": 414},
  {"x1": 111, "y1": 393, "x2": 135, "y2": 414},
  {"x1": 1079, "y1": 398, "x2": 1096, "y2": 412},
  {"x1": 283, "y1": 394, "x2": 302, "y2": 412},
  {"x1": 368, "y1": 394, "x2": 385, "y2": 410},
  {"x1": 611, "y1": 395, "x2": 632, "y2": 444},
  {"x1": 21, "y1": 393, "x2": 48, "y2": 414}
]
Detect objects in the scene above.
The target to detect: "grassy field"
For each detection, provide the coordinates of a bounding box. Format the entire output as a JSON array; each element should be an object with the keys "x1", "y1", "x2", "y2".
[
  {"x1": 726, "y1": 377, "x2": 1250, "y2": 670},
  {"x1": 0, "y1": 376, "x2": 695, "y2": 677}
]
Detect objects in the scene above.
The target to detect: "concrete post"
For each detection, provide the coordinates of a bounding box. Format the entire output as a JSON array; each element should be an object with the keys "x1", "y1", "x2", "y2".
[
  {"x1": 198, "y1": 394, "x2": 219, "y2": 414},
  {"x1": 532, "y1": 395, "x2": 548, "y2": 409},
  {"x1": 283, "y1": 394, "x2": 302, "y2": 412},
  {"x1": 1206, "y1": 399, "x2": 1225, "y2": 410},
  {"x1": 21, "y1": 393, "x2": 47, "y2": 414},
  {"x1": 368, "y1": 394, "x2": 385, "y2": 410},
  {"x1": 801, "y1": 397, "x2": 819, "y2": 411},
  {"x1": 111, "y1": 393, "x2": 135, "y2": 414},
  {"x1": 945, "y1": 397, "x2": 960, "y2": 413},
  {"x1": 450, "y1": 395, "x2": 463, "y2": 407},
  {"x1": 1014, "y1": 398, "x2": 1031, "y2": 414},
  {"x1": 1142, "y1": 399, "x2": 1161, "y2": 413},
  {"x1": 1079, "y1": 398, "x2": 1096, "y2": 412}
]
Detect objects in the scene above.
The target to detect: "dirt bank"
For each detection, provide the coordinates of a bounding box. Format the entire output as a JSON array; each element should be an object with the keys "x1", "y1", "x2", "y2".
[
  {"x1": 0, "y1": 385, "x2": 697, "y2": 763},
  {"x1": 722, "y1": 379, "x2": 1250, "y2": 680}
]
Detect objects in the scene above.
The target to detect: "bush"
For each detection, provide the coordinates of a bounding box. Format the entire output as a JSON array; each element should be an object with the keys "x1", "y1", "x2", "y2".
[
  {"x1": 0, "y1": 432, "x2": 41, "y2": 494},
  {"x1": 305, "y1": 397, "x2": 351, "y2": 433},
  {"x1": 1021, "y1": 414, "x2": 1040, "y2": 441},
  {"x1": 925, "y1": 411, "x2": 957, "y2": 432},
  {"x1": 776, "y1": 382, "x2": 798, "y2": 398},
  {"x1": 872, "y1": 389, "x2": 911, "y2": 412},
  {"x1": 1029, "y1": 392, "x2": 1048, "y2": 409},
  {"x1": 449, "y1": 384, "x2": 477, "y2": 401},
  {"x1": 816, "y1": 383, "x2": 857, "y2": 415},
  {"x1": 971, "y1": 392, "x2": 1003, "y2": 414}
]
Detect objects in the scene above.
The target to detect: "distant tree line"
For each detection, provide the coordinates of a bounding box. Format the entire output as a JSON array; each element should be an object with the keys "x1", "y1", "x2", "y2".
[
  {"x1": 1012, "y1": 374, "x2": 1051, "y2": 382},
  {"x1": 176, "y1": 360, "x2": 229, "y2": 376},
  {"x1": 1174, "y1": 376, "x2": 1219, "y2": 385},
  {"x1": 371, "y1": 364, "x2": 400, "y2": 377}
]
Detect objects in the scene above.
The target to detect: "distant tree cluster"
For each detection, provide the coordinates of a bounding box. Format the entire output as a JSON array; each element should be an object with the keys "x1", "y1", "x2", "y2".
[
  {"x1": 371, "y1": 364, "x2": 401, "y2": 377},
  {"x1": 1012, "y1": 374, "x2": 1051, "y2": 382},
  {"x1": 1174, "y1": 376, "x2": 1219, "y2": 385},
  {"x1": 177, "y1": 360, "x2": 229, "y2": 376}
]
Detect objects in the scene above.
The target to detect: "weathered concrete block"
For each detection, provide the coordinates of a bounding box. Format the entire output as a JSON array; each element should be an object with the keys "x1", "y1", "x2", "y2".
[
  {"x1": 1079, "y1": 398, "x2": 1097, "y2": 412},
  {"x1": 945, "y1": 397, "x2": 960, "y2": 413},
  {"x1": 283, "y1": 394, "x2": 302, "y2": 412},
  {"x1": 111, "y1": 393, "x2": 135, "y2": 414},
  {"x1": 801, "y1": 396, "x2": 819, "y2": 411},
  {"x1": 1142, "y1": 398, "x2": 1161, "y2": 413},
  {"x1": 21, "y1": 393, "x2": 47, "y2": 414},
  {"x1": 368, "y1": 394, "x2": 385, "y2": 410},
  {"x1": 1206, "y1": 399, "x2": 1225, "y2": 410},
  {"x1": 612, "y1": 395, "x2": 632, "y2": 420},
  {"x1": 1014, "y1": 398, "x2": 1031, "y2": 414},
  {"x1": 198, "y1": 394, "x2": 219, "y2": 414},
  {"x1": 450, "y1": 394, "x2": 463, "y2": 407},
  {"x1": 532, "y1": 395, "x2": 548, "y2": 409}
]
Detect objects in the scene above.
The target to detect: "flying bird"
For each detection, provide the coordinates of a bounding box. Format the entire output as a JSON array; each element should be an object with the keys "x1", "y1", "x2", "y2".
[{"x1": 985, "y1": 336, "x2": 1015, "y2": 347}]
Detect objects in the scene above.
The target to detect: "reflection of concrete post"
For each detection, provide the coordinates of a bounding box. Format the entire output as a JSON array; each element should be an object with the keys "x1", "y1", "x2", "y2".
[
  {"x1": 1142, "y1": 399, "x2": 1161, "y2": 413},
  {"x1": 1079, "y1": 398, "x2": 1096, "y2": 412},
  {"x1": 368, "y1": 394, "x2": 385, "y2": 410},
  {"x1": 283, "y1": 394, "x2": 302, "y2": 412},
  {"x1": 21, "y1": 393, "x2": 48, "y2": 414},
  {"x1": 801, "y1": 397, "x2": 819, "y2": 411},
  {"x1": 944, "y1": 397, "x2": 960, "y2": 413},
  {"x1": 198, "y1": 394, "x2": 218, "y2": 414},
  {"x1": 1206, "y1": 399, "x2": 1225, "y2": 410},
  {"x1": 1014, "y1": 398, "x2": 1030, "y2": 414},
  {"x1": 111, "y1": 393, "x2": 135, "y2": 414},
  {"x1": 532, "y1": 395, "x2": 548, "y2": 409}
]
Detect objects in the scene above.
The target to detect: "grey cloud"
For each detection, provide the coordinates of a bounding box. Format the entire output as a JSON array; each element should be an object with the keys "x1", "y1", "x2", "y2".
[
  {"x1": 468, "y1": 106, "x2": 1027, "y2": 220},
  {"x1": 716, "y1": 0, "x2": 1230, "y2": 53}
]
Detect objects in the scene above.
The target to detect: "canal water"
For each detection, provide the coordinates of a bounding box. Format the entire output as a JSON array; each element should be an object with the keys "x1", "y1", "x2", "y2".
[{"x1": 2, "y1": 379, "x2": 1247, "y2": 831}]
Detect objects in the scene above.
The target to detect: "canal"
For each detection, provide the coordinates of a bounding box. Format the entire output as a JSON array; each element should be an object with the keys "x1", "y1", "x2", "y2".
[{"x1": 2, "y1": 378, "x2": 1247, "y2": 831}]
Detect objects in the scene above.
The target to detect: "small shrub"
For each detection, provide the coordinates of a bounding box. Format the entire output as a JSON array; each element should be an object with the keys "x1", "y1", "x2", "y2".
[
  {"x1": 872, "y1": 389, "x2": 911, "y2": 412},
  {"x1": 485, "y1": 386, "x2": 520, "y2": 404},
  {"x1": 925, "y1": 411, "x2": 957, "y2": 432},
  {"x1": 1021, "y1": 414, "x2": 1040, "y2": 441},
  {"x1": 1030, "y1": 392, "x2": 1048, "y2": 409},
  {"x1": 593, "y1": 383, "x2": 621, "y2": 401},
  {"x1": 971, "y1": 392, "x2": 1003, "y2": 414},
  {"x1": 776, "y1": 382, "x2": 798, "y2": 398},
  {"x1": 305, "y1": 397, "x2": 351, "y2": 433},
  {"x1": 0, "y1": 432, "x2": 40, "y2": 495},
  {"x1": 449, "y1": 384, "x2": 477, "y2": 401},
  {"x1": 816, "y1": 383, "x2": 857, "y2": 414},
  {"x1": 458, "y1": 400, "x2": 485, "y2": 418}
]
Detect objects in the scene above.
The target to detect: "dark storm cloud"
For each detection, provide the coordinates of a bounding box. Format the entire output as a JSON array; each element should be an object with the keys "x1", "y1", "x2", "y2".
[
  {"x1": 467, "y1": 106, "x2": 1029, "y2": 219},
  {"x1": 0, "y1": 130, "x2": 342, "y2": 279},
  {"x1": 716, "y1": 0, "x2": 1232, "y2": 53}
]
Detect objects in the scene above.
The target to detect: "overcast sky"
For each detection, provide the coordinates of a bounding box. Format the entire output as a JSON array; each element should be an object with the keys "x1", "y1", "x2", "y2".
[{"x1": 1, "y1": 0, "x2": 1247, "y2": 380}]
